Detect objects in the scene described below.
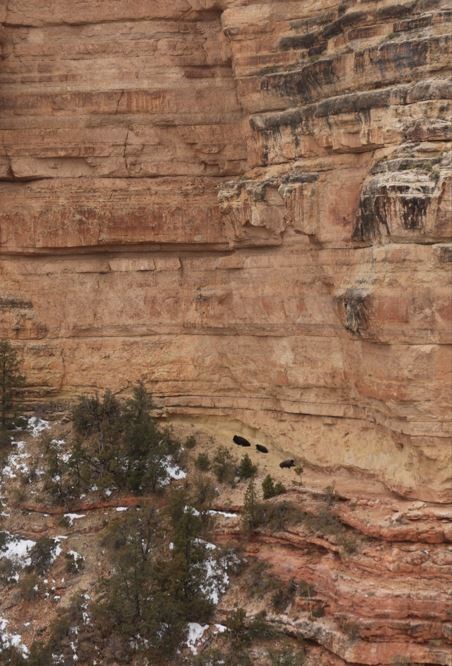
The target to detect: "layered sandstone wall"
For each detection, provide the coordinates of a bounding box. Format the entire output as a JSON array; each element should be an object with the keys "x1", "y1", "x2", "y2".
[{"x1": 0, "y1": 0, "x2": 451, "y2": 501}]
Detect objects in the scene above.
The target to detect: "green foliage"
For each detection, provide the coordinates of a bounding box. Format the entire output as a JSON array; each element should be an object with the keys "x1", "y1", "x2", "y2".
[
  {"x1": 245, "y1": 559, "x2": 279, "y2": 599},
  {"x1": 255, "y1": 501, "x2": 305, "y2": 532},
  {"x1": 242, "y1": 479, "x2": 259, "y2": 533},
  {"x1": 225, "y1": 608, "x2": 273, "y2": 648},
  {"x1": 28, "y1": 592, "x2": 100, "y2": 665},
  {"x1": 268, "y1": 647, "x2": 306, "y2": 666},
  {"x1": 19, "y1": 572, "x2": 42, "y2": 601},
  {"x1": 64, "y1": 551, "x2": 85, "y2": 575},
  {"x1": 262, "y1": 474, "x2": 286, "y2": 499},
  {"x1": 92, "y1": 494, "x2": 220, "y2": 661},
  {"x1": 95, "y1": 506, "x2": 186, "y2": 658},
  {"x1": 324, "y1": 484, "x2": 338, "y2": 505},
  {"x1": 27, "y1": 537, "x2": 57, "y2": 575},
  {"x1": 0, "y1": 554, "x2": 16, "y2": 585},
  {"x1": 243, "y1": 480, "x2": 304, "y2": 534},
  {"x1": 18, "y1": 446, "x2": 236, "y2": 664},
  {"x1": 212, "y1": 446, "x2": 236, "y2": 485},
  {"x1": 271, "y1": 579, "x2": 297, "y2": 612},
  {"x1": 41, "y1": 435, "x2": 76, "y2": 504},
  {"x1": 166, "y1": 487, "x2": 216, "y2": 615},
  {"x1": 310, "y1": 603, "x2": 325, "y2": 618},
  {"x1": 0, "y1": 530, "x2": 8, "y2": 550},
  {"x1": 195, "y1": 452, "x2": 211, "y2": 471},
  {"x1": 304, "y1": 506, "x2": 343, "y2": 535},
  {"x1": 42, "y1": 383, "x2": 183, "y2": 502},
  {"x1": 191, "y1": 474, "x2": 217, "y2": 511},
  {"x1": 185, "y1": 435, "x2": 197, "y2": 450},
  {"x1": 237, "y1": 454, "x2": 257, "y2": 480},
  {"x1": 0, "y1": 644, "x2": 28, "y2": 665},
  {"x1": 304, "y1": 506, "x2": 358, "y2": 555},
  {"x1": 0, "y1": 340, "x2": 25, "y2": 428},
  {"x1": 192, "y1": 648, "x2": 232, "y2": 665}
]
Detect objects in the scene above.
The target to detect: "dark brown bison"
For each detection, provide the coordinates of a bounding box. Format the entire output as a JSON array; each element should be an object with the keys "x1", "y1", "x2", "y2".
[
  {"x1": 279, "y1": 459, "x2": 295, "y2": 469},
  {"x1": 233, "y1": 435, "x2": 251, "y2": 447},
  {"x1": 255, "y1": 444, "x2": 268, "y2": 453}
]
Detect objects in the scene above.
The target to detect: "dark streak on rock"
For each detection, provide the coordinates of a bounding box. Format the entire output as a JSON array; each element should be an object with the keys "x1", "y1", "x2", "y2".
[
  {"x1": 341, "y1": 289, "x2": 370, "y2": 335},
  {"x1": 400, "y1": 197, "x2": 428, "y2": 230}
]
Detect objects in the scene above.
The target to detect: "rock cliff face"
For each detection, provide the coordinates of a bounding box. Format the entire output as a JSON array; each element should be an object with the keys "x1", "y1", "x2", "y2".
[
  {"x1": 0, "y1": 1, "x2": 451, "y2": 662},
  {"x1": 2, "y1": 0, "x2": 450, "y2": 502}
]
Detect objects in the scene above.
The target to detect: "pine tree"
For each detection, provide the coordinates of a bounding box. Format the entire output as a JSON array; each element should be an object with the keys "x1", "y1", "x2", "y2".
[
  {"x1": 242, "y1": 479, "x2": 259, "y2": 533},
  {"x1": 0, "y1": 340, "x2": 25, "y2": 427},
  {"x1": 262, "y1": 474, "x2": 286, "y2": 499},
  {"x1": 262, "y1": 474, "x2": 276, "y2": 499},
  {"x1": 237, "y1": 453, "x2": 257, "y2": 480}
]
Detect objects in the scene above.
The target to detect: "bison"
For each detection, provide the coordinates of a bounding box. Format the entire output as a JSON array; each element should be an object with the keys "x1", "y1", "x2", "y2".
[
  {"x1": 233, "y1": 435, "x2": 251, "y2": 447},
  {"x1": 255, "y1": 444, "x2": 268, "y2": 454},
  {"x1": 279, "y1": 459, "x2": 295, "y2": 469}
]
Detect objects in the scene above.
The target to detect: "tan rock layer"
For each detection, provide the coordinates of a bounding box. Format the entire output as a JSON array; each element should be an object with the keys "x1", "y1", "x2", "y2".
[
  {"x1": 0, "y1": 2, "x2": 451, "y2": 660},
  {"x1": 1, "y1": 0, "x2": 451, "y2": 493}
]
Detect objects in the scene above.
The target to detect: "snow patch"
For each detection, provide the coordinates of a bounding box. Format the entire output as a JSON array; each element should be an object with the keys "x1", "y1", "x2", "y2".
[
  {"x1": 160, "y1": 456, "x2": 186, "y2": 485},
  {"x1": 200, "y1": 547, "x2": 238, "y2": 606},
  {"x1": 64, "y1": 513, "x2": 86, "y2": 527},
  {"x1": 208, "y1": 510, "x2": 237, "y2": 519},
  {"x1": 67, "y1": 550, "x2": 83, "y2": 561},
  {"x1": 1, "y1": 533, "x2": 36, "y2": 568},
  {"x1": 28, "y1": 417, "x2": 50, "y2": 438},
  {"x1": 2, "y1": 440, "x2": 30, "y2": 479},
  {"x1": 0, "y1": 618, "x2": 29, "y2": 656},
  {"x1": 186, "y1": 623, "x2": 209, "y2": 655},
  {"x1": 195, "y1": 538, "x2": 216, "y2": 551}
]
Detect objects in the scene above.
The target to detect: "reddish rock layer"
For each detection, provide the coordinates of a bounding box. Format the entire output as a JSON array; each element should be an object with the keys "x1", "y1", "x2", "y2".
[
  {"x1": 0, "y1": 0, "x2": 450, "y2": 503},
  {"x1": 0, "y1": 14, "x2": 451, "y2": 662}
]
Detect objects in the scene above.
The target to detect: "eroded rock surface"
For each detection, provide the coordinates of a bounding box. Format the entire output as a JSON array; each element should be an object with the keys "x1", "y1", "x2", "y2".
[{"x1": 0, "y1": 3, "x2": 451, "y2": 661}]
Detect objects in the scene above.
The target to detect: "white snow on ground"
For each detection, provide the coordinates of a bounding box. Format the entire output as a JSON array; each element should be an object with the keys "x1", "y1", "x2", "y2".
[
  {"x1": 115, "y1": 507, "x2": 128, "y2": 512},
  {"x1": 64, "y1": 513, "x2": 86, "y2": 527},
  {"x1": 208, "y1": 510, "x2": 237, "y2": 519},
  {"x1": 160, "y1": 456, "x2": 186, "y2": 485},
  {"x1": 80, "y1": 593, "x2": 91, "y2": 624},
  {"x1": 196, "y1": 540, "x2": 235, "y2": 606},
  {"x1": 51, "y1": 540, "x2": 63, "y2": 563},
  {"x1": 185, "y1": 622, "x2": 228, "y2": 656},
  {"x1": 1, "y1": 533, "x2": 64, "y2": 571},
  {"x1": 0, "y1": 618, "x2": 29, "y2": 656},
  {"x1": 2, "y1": 440, "x2": 30, "y2": 479},
  {"x1": 186, "y1": 623, "x2": 209, "y2": 655},
  {"x1": 67, "y1": 550, "x2": 84, "y2": 562},
  {"x1": 195, "y1": 538, "x2": 216, "y2": 550},
  {"x1": 27, "y1": 417, "x2": 50, "y2": 438},
  {"x1": 1, "y1": 533, "x2": 36, "y2": 567},
  {"x1": 203, "y1": 556, "x2": 230, "y2": 605}
]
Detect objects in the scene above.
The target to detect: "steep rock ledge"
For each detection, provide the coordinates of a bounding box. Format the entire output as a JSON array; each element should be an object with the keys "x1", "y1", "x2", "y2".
[
  {"x1": 1, "y1": 0, "x2": 450, "y2": 502},
  {"x1": 0, "y1": 4, "x2": 451, "y2": 661}
]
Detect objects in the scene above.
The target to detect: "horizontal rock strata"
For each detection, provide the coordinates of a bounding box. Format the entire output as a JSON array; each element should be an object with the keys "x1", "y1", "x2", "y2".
[{"x1": 0, "y1": 2, "x2": 451, "y2": 661}]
